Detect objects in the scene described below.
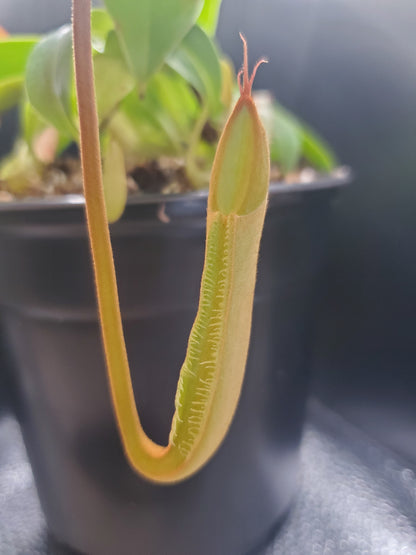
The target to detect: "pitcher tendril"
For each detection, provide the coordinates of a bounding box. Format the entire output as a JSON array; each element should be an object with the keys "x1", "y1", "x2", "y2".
[
  {"x1": 72, "y1": 0, "x2": 270, "y2": 484},
  {"x1": 237, "y1": 33, "x2": 268, "y2": 97}
]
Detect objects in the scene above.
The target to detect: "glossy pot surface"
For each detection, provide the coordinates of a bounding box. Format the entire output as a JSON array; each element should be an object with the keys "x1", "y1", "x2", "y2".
[{"x1": 0, "y1": 175, "x2": 348, "y2": 555}]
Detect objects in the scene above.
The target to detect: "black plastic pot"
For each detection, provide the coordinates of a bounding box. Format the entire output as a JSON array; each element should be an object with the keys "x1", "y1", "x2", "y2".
[{"x1": 0, "y1": 173, "x2": 348, "y2": 555}]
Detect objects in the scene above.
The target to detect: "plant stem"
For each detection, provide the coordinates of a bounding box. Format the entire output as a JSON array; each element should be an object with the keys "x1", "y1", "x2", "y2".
[
  {"x1": 185, "y1": 103, "x2": 210, "y2": 188},
  {"x1": 72, "y1": 0, "x2": 168, "y2": 468}
]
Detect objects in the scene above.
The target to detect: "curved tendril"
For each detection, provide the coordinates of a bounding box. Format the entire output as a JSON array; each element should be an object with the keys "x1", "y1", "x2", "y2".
[
  {"x1": 73, "y1": 0, "x2": 269, "y2": 484},
  {"x1": 238, "y1": 32, "x2": 268, "y2": 97}
]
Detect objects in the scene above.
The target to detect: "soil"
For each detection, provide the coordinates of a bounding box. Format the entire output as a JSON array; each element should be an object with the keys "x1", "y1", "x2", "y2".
[{"x1": 0, "y1": 156, "x2": 319, "y2": 203}]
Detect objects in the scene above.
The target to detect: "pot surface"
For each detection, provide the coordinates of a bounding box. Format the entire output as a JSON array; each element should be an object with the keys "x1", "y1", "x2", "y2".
[{"x1": 0, "y1": 176, "x2": 347, "y2": 555}]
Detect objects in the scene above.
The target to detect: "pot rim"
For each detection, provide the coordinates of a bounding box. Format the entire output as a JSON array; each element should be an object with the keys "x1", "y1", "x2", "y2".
[{"x1": 0, "y1": 166, "x2": 351, "y2": 213}]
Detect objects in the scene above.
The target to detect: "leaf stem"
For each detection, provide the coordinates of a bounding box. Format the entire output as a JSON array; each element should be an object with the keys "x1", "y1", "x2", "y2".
[
  {"x1": 72, "y1": 0, "x2": 168, "y2": 472},
  {"x1": 185, "y1": 103, "x2": 210, "y2": 188}
]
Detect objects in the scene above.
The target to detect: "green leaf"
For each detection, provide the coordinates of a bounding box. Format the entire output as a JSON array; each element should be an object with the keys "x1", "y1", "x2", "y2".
[
  {"x1": 146, "y1": 69, "x2": 199, "y2": 146},
  {"x1": 271, "y1": 100, "x2": 336, "y2": 172},
  {"x1": 102, "y1": 138, "x2": 127, "y2": 223},
  {"x1": 25, "y1": 25, "x2": 77, "y2": 138},
  {"x1": 0, "y1": 37, "x2": 38, "y2": 111},
  {"x1": 167, "y1": 25, "x2": 222, "y2": 114},
  {"x1": 219, "y1": 57, "x2": 234, "y2": 112},
  {"x1": 109, "y1": 68, "x2": 199, "y2": 165},
  {"x1": 257, "y1": 93, "x2": 336, "y2": 174},
  {"x1": 301, "y1": 124, "x2": 336, "y2": 172},
  {"x1": 257, "y1": 97, "x2": 303, "y2": 174},
  {"x1": 270, "y1": 104, "x2": 302, "y2": 173},
  {"x1": 23, "y1": 99, "x2": 44, "y2": 147},
  {"x1": 0, "y1": 36, "x2": 38, "y2": 80},
  {"x1": 94, "y1": 31, "x2": 135, "y2": 124},
  {"x1": 197, "y1": 0, "x2": 223, "y2": 36},
  {"x1": 91, "y1": 8, "x2": 114, "y2": 53},
  {"x1": 0, "y1": 77, "x2": 24, "y2": 112},
  {"x1": 102, "y1": 0, "x2": 204, "y2": 84},
  {"x1": 0, "y1": 140, "x2": 41, "y2": 194},
  {"x1": 109, "y1": 92, "x2": 172, "y2": 164},
  {"x1": 22, "y1": 100, "x2": 70, "y2": 160}
]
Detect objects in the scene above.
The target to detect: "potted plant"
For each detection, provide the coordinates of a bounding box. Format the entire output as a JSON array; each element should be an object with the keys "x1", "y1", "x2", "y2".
[{"x1": 0, "y1": 0, "x2": 348, "y2": 553}]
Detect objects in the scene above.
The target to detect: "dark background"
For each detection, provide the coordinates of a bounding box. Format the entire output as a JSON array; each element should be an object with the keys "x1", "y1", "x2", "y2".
[
  {"x1": 219, "y1": 0, "x2": 416, "y2": 465},
  {"x1": 1, "y1": 0, "x2": 416, "y2": 464}
]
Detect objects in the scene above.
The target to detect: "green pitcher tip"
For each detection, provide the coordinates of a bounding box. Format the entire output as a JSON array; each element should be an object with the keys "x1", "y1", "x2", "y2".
[{"x1": 209, "y1": 36, "x2": 270, "y2": 216}]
